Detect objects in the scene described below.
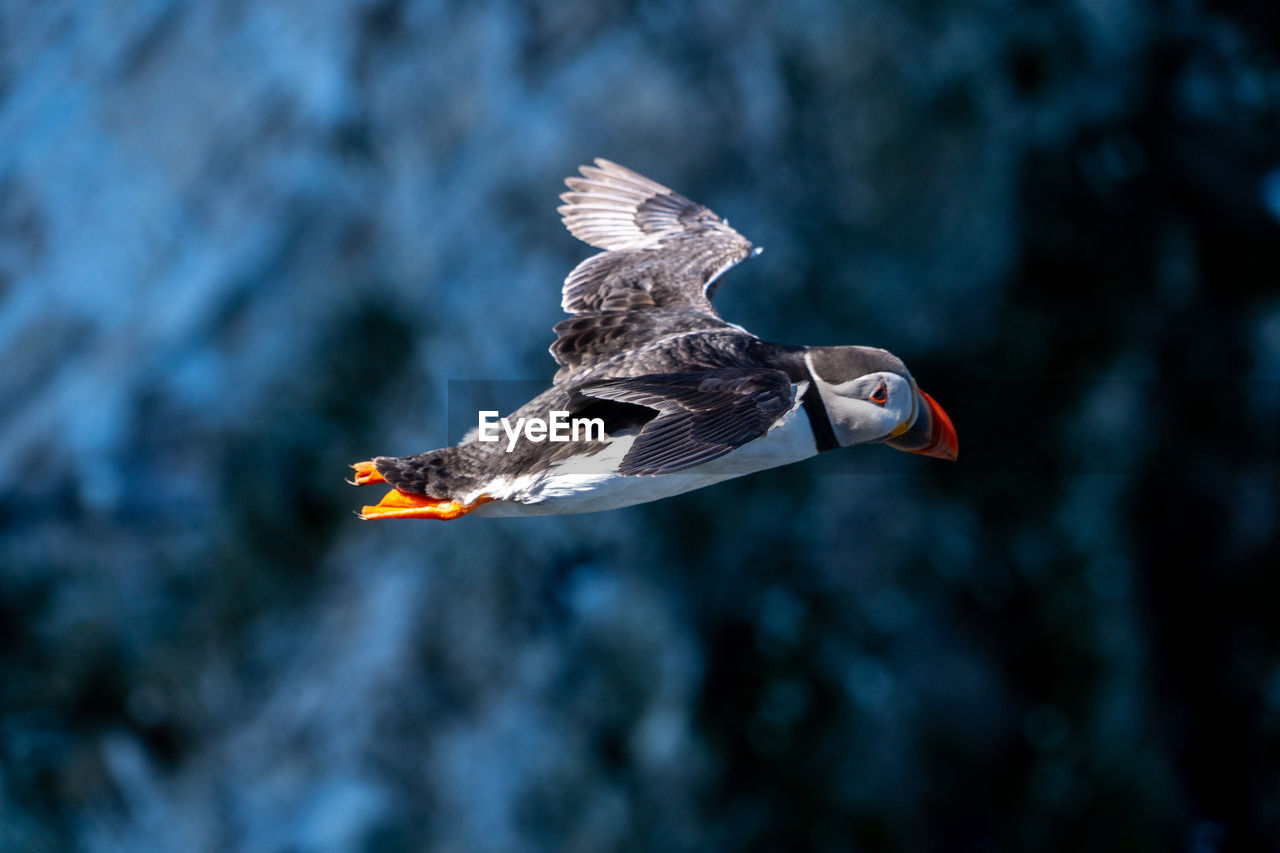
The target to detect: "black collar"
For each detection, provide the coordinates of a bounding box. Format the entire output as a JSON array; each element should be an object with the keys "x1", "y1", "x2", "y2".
[{"x1": 801, "y1": 381, "x2": 840, "y2": 453}]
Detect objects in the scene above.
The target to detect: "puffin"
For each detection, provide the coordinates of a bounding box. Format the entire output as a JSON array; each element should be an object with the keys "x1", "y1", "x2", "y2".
[{"x1": 351, "y1": 159, "x2": 957, "y2": 520}]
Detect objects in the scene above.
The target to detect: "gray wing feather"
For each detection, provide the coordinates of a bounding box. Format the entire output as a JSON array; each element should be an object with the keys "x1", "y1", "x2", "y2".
[
  {"x1": 550, "y1": 310, "x2": 734, "y2": 378},
  {"x1": 559, "y1": 160, "x2": 700, "y2": 250},
  {"x1": 556, "y1": 159, "x2": 757, "y2": 316},
  {"x1": 574, "y1": 369, "x2": 795, "y2": 476}
]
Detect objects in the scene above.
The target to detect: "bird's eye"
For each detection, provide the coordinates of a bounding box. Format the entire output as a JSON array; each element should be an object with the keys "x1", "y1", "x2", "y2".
[{"x1": 869, "y1": 380, "x2": 888, "y2": 406}]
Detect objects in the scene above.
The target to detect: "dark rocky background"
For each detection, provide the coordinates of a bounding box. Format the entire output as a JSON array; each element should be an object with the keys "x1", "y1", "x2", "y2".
[{"x1": 2, "y1": 1, "x2": 1279, "y2": 850}]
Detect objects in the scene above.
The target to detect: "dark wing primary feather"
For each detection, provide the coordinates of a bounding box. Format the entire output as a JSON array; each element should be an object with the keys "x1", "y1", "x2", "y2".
[
  {"x1": 557, "y1": 159, "x2": 757, "y2": 315},
  {"x1": 574, "y1": 369, "x2": 795, "y2": 476}
]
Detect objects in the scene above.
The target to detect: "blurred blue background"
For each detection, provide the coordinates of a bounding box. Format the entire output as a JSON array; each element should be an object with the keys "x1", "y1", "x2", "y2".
[{"x1": 2, "y1": 1, "x2": 1279, "y2": 850}]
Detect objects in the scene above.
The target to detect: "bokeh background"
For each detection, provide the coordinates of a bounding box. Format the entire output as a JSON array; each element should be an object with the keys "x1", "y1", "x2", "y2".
[{"x1": 3, "y1": 1, "x2": 1279, "y2": 850}]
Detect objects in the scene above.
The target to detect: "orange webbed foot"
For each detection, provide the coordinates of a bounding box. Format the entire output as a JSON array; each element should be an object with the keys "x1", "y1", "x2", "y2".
[
  {"x1": 358, "y1": 489, "x2": 494, "y2": 521},
  {"x1": 349, "y1": 460, "x2": 386, "y2": 486}
]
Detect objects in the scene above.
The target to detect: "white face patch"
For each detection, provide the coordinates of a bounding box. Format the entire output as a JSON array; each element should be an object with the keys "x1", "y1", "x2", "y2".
[{"x1": 805, "y1": 353, "x2": 917, "y2": 447}]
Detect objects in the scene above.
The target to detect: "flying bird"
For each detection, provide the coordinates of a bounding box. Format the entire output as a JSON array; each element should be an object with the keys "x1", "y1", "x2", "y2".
[{"x1": 351, "y1": 159, "x2": 957, "y2": 519}]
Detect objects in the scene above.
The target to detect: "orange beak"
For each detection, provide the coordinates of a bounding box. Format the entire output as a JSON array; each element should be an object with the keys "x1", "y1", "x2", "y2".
[{"x1": 885, "y1": 389, "x2": 958, "y2": 461}]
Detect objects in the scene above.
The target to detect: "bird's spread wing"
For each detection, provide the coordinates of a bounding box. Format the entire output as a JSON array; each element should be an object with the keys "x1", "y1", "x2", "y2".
[
  {"x1": 551, "y1": 160, "x2": 759, "y2": 379},
  {"x1": 558, "y1": 159, "x2": 757, "y2": 314},
  {"x1": 574, "y1": 369, "x2": 795, "y2": 476}
]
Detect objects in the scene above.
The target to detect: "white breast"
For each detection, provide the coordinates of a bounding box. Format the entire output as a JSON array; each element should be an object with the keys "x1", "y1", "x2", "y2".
[{"x1": 471, "y1": 404, "x2": 819, "y2": 517}]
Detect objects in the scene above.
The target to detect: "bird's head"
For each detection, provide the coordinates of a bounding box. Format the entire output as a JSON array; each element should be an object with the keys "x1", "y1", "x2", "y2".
[{"x1": 805, "y1": 346, "x2": 958, "y2": 460}]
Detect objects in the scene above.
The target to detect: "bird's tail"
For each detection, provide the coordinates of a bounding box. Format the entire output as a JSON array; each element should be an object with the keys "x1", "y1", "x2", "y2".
[{"x1": 349, "y1": 448, "x2": 491, "y2": 520}]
